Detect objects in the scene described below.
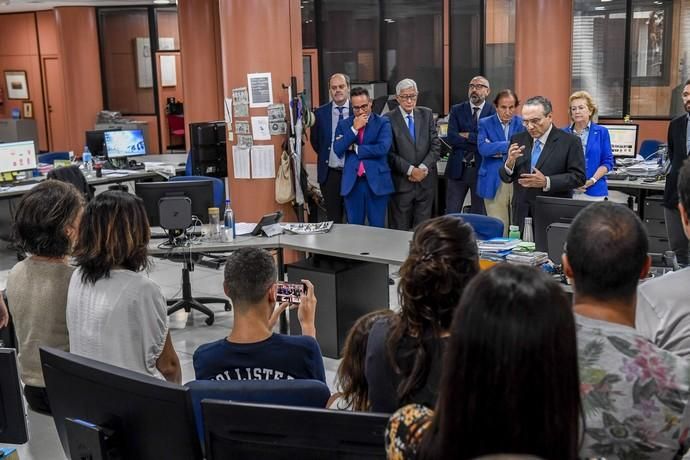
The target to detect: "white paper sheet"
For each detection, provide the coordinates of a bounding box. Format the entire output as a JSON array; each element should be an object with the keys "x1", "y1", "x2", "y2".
[
  {"x1": 247, "y1": 72, "x2": 273, "y2": 108},
  {"x1": 250, "y1": 145, "x2": 275, "y2": 179},
  {"x1": 235, "y1": 222, "x2": 256, "y2": 236},
  {"x1": 160, "y1": 55, "x2": 177, "y2": 87},
  {"x1": 232, "y1": 146, "x2": 251, "y2": 179},
  {"x1": 251, "y1": 116, "x2": 271, "y2": 141}
]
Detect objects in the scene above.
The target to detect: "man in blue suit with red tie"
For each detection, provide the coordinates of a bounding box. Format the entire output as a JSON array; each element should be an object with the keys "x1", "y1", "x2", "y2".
[
  {"x1": 333, "y1": 87, "x2": 394, "y2": 227},
  {"x1": 446, "y1": 75, "x2": 496, "y2": 214}
]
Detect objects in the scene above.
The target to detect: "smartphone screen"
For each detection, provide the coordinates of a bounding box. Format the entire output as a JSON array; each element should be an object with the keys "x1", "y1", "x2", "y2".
[{"x1": 276, "y1": 282, "x2": 306, "y2": 304}]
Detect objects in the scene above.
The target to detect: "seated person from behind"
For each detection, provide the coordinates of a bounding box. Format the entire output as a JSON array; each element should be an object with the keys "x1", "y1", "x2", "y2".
[
  {"x1": 67, "y1": 191, "x2": 181, "y2": 383},
  {"x1": 6, "y1": 181, "x2": 84, "y2": 413},
  {"x1": 563, "y1": 201, "x2": 690, "y2": 458},
  {"x1": 193, "y1": 248, "x2": 325, "y2": 382},
  {"x1": 637, "y1": 159, "x2": 690, "y2": 357}
]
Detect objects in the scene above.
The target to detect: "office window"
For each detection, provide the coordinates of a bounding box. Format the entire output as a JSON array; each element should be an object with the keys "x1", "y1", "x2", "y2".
[
  {"x1": 484, "y1": 0, "x2": 515, "y2": 93},
  {"x1": 450, "y1": 0, "x2": 482, "y2": 105},
  {"x1": 319, "y1": 0, "x2": 380, "y2": 102},
  {"x1": 99, "y1": 8, "x2": 156, "y2": 115},
  {"x1": 381, "y1": 0, "x2": 443, "y2": 113},
  {"x1": 302, "y1": 0, "x2": 316, "y2": 48},
  {"x1": 572, "y1": 0, "x2": 627, "y2": 118}
]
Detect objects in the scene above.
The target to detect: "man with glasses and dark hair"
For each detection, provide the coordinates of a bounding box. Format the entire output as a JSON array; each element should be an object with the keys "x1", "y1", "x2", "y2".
[
  {"x1": 311, "y1": 73, "x2": 351, "y2": 223},
  {"x1": 333, "y1": 87, "x2": 394, "y2": 227},
  {"x1": 385, "y1": 78, "x2": 441, "y2": 230},
  {"x1": 446, "y1": 76, "x2": 496, "y2": 214},
  {"x1": 499, "y1": 95, "x2": 585, "y2": 233}
]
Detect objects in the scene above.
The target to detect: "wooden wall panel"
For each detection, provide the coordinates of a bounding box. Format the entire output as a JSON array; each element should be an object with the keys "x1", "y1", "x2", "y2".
[{"x1": 36, "y1": 10, "x2": 59, "y2": 57}]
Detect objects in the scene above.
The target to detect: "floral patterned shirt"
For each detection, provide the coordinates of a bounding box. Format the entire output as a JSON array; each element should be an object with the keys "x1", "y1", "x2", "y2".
[
  {"x1": 385, "y1": 403, "x2": 434, "y2": 460},
  {"x1": 577, "y1": 314, "x2": 690, "y2": 459}
]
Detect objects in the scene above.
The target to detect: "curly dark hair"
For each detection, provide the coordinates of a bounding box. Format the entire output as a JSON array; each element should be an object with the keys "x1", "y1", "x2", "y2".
[
  {"x1": 73, "y1": 191, "x2": 151, "y2": 284},
  {"x1": 387, "y1": 215, "x2": 479, "y2": 404},
  {"x1": 12, "y1": 180, "x2": 84, "y2": 257}
]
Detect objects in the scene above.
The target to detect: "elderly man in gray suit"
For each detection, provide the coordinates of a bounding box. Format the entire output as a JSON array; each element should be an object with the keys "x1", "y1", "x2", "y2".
[{"x1": 385, "y1": 78, "x2": 441, "y2": 230}]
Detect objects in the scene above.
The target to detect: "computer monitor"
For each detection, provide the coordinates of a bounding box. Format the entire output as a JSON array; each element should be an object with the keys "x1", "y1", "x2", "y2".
[
  {"x1": 104, "y1": 129, "x2": 147, "y2": 160},
  {"x1": 202, "y1": 400, "x2": 389, "y2": 460},
  {"x1": 0, "y1": 348, "x2": 28, "y2": 445},
  {"x1": 0, "y1": 140, "x2": 37, "y2": 175},
  {"x1": 85, "y1": 128, "x2": 121, "y2": 157},
  {"x1": 135, "y1": 179, "x2": 214, "y2": 227},
  {"x1": 534, "y1": 196, "x2": 595, "y2": 252},
  {"x1": 40, "y1": 347, "x2": 202, "y2": 460},
  {"x1": 599, "y1": 123, "x2": 639, "y2": 158}
]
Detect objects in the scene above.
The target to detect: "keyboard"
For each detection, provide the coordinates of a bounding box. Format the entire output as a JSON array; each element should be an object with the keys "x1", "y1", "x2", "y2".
[
  {"x1": 151, "y1": 230, "x2": 204, "y2": 239},
  {"x1": 607, "y1": 172, "x2": 629, "y2": 181}
]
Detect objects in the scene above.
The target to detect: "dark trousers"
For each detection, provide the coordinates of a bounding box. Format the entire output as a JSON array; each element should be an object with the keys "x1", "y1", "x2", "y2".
[
  {"x1": 24, "y1": 385, "x2": 52, "y2": 414},
  {"x1": 389, "y1": 183, "x2": 435, "y2": 231},
  {"x1": 344, "y1": 176, "x2": 389, "y2": 227},
  {"x1": 321, "y1": 168, "x2": 345, "y2": 223},
  {"x1": 665, "y1": 206, "x2": 689, "y2": 265},
  {"x1": 445, "y1": 165, "x2": 486, "y2": 215}
]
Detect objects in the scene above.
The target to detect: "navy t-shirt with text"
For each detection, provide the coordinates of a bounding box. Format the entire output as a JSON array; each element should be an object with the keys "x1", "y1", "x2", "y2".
[{"x1": 192, "y1": 333, "x2": 326, "y2": 383}]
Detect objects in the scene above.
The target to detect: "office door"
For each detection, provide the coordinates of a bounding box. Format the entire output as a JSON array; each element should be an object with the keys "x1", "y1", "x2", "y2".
[{"x1": 43, "y1": 57, "x2": 69, "y2": 151}]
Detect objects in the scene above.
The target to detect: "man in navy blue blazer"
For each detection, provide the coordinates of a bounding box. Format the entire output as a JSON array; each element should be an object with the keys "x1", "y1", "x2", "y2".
[
  {"x1": 333, "y1": 87, "x2": 394, "y2": 227},
  {"x1": 310, "y1": 73, "x2": 351, "y2": 223},
  {"x1": 446, "y1": 76, "x2": 496, "y2": 214}
]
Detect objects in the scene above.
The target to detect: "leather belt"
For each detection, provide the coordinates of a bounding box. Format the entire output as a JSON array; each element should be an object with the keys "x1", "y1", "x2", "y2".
[{"x1": 329, "y1": 166, "x2": 343, "y2": 171}]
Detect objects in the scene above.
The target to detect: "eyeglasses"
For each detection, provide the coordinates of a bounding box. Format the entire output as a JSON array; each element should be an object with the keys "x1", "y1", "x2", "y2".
[
  {"x1": 522, "y1": 117, "x2": 545, "y2": 127},
  {"x1": 469, "y1": 84, "x2": 488, "y2": 90},
  {"x1": 398, "y1": 94, "x2": 418, "y2": 101},
  {"x1": 352, "y1": 104, "x2": 370, "y2": 111}
]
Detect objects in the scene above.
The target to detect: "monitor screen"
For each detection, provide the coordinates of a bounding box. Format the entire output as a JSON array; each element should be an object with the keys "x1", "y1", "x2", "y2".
[
  {"x1": 534, "y1": 196, "x2": 595, "y2": 253},
  {"x1": 202, "y1": 400, "x2": 389, "y2": 460},
  {"x1": 104, "y1": 129, "x2": 146, "y2": 159},
  {"x1": 0, "y1": 348, "x2": 28, "y2": 444},
  {"x1": 85, "y1": 128, "x2": 121, "y2": 157},
  {"x1": 40, "y1": 347, "x2": 202, "y2": 460},
  {"x1": 599, "y1": 124, "x2": 639, "y2": 158},
  {"x1": 0, "y1": 140, "x2": 37, "y2": 174},
  {"x1": 135, "y1": 179, "x2": 215, "y2": 227}
]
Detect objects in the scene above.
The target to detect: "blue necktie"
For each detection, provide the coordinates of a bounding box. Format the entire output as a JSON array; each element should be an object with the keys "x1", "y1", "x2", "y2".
[
  {"x1": 530, "y1": 140, "x2": 543, "y2": 171},
  {"x1": 336, "y1": 106, "x2": 344, "y2": 122},
  {"x1": 407, "y1": 115, "x2": 415, "y2": 142}
]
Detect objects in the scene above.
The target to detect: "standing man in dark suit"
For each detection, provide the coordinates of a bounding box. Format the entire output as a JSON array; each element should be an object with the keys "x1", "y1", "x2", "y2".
[
  {"x1": 333, "y1": 87, "x2": 394, "y2": 227},
  {"x1": 663, "y1": 79, "x2": 690, "y2": 265},
  {"x1": 385, "y1": 78, "x2": 441, "y2": 230},
  {"x1": 310, "y1": 73, "x2": 350, "y2": 223},
  {"x1": 446, "y1": 75, "x2": 496, "y2": 214},
  {"x1": 499, "y1": 96, "x2": 586, "y2": 232}
]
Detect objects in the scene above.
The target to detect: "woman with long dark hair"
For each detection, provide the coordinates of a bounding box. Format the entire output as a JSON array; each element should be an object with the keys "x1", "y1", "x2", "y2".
[
  {"x1": 365, "y1": 215, "x2": 479, "y2": 413},
  {"x1": 385, "y1": 264, "x2": 582, "y2": 459}
]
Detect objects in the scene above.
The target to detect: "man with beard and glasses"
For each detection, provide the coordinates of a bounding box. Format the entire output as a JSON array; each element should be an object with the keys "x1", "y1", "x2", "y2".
[
  {"x1": 661, "y1": 79, "x2": 690, "y2": 266},
  {"x1": 446, "y1": 76, "x2": 496, "y2": 214}
]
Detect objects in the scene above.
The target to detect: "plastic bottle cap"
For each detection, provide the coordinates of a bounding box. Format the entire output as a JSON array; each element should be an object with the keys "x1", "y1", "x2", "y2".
[{"x1": 208, "y1": 207, "x2": 220, "y2": 215}]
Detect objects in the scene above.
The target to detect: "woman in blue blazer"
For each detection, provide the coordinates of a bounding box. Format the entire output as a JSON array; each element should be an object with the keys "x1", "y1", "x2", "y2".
[
  {"x1": 563, "y1": 91, "x2": 614, "y2": 200},
  {"x1": 477, "y1": 89, "x2": 525, "y2": 235}
]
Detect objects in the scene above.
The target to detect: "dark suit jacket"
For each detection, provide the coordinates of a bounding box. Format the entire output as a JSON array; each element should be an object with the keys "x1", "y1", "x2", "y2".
[
  {"x1": 446, "y1": 101, "x2": 496, "y2": 180},
  {"x1": 333, "y1": 113, "x2": 394, "y2": 197},
  {"x1": 499, "y1": 127, "x2": 586, "y2": 228},
  {"x1": 310, "y1": 101, "x2": 342, "y2": 185},
  {"x1": 384, "y1": 107, "x2": 441, "y2": 193},
  {"x1": 664, "y1": 114, "x2": 689, "y2": 209}
]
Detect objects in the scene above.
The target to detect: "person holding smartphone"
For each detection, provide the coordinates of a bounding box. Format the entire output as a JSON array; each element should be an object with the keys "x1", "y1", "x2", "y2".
[{"x1": 193, "y1": 248, "x2": 326, "y2": 382}]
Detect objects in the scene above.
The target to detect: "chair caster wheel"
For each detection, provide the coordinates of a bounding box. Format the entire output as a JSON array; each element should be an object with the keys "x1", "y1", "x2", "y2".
[{"x1": 205, "y1": 317, "x2": 214, "y2": 326}]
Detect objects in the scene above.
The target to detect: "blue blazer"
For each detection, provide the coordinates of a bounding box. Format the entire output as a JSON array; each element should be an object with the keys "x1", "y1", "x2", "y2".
[
  {"x1": 333, "y1": 113, "x2": 394, "y2": 197},
  {"x1": 310, "y1": 101, "x2": 338, "y2": 185},
  {"x1": 562, "y1": 123, "x2": 614, "y2": 197},
  {"x1": 477, "y1": 114, "x2": 525, "y2": 199},
  {"x1": 446, "y1": 101, "x2": 496, "y2": 180}
]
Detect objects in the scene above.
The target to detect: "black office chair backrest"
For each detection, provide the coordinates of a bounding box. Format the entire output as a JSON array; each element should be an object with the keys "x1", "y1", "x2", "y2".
[{"x1": 47, "y1": 165, "x2": 93, "y2": 201}]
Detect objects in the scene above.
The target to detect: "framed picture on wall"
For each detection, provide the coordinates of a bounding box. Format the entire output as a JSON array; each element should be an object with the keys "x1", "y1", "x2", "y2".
[
  {"x1": 22, "y1": 101, "x2": 33, "y2": 119},
  {"x1": 4, "y1": 70, "x2": 29, "y2": 100}
]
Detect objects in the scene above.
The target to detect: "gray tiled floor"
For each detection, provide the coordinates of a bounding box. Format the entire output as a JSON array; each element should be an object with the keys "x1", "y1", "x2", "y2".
[{"x1": 1, "y1": 247, "x2": 400, "y2": 459}]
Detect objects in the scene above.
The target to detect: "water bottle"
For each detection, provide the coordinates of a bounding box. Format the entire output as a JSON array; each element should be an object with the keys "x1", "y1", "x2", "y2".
[
  {"x1": 508, "y1": 225, "x2": 520, "y2": 239},
  {"x1": 522, "y1": 217, "x2": 534, "y2": 243},
  {"x1": 82, "y1": 146, "x2": 93, "y2": 176},
  {"x1": 222, "y1": 199, "x2": 235, "y2": 242}
]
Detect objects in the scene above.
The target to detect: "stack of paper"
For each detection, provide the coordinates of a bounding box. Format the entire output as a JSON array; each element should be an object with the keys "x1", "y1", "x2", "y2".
[
  {"x1": 282, "y1": 221, "x2": 334, "y2": 234},
  {"x1": 478, "y1": 238, "x2": 522, "y2": 260},
  {"x1": 506, "y1": 251, "x2": 549, "y2": 266}
]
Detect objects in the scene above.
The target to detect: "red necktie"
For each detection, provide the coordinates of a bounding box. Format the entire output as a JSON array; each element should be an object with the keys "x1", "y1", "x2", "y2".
[{"x1": 357, "y1": 127, "x2": 365, "y2": 177}]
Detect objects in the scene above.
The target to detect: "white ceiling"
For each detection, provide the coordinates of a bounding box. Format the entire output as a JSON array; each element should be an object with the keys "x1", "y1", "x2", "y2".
[{"x1": 0, "y1": 0, "x2": 176, "y2": 13}]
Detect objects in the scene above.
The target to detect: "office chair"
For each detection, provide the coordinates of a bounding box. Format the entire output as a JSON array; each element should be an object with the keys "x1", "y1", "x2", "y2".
[
  {"x1": 639, "y1": 139, "x2": 663, "y2": 160},
  {"x1": 37, "y1": 152, "x2": 70, "y2": 165},
  {"x1": 450, "y1": 213, "x2": 504, "y2": 240},
  {"x1": 185, "y1": 379, "x2": 330, "y2": 442},
  {"x1": 167, "y1": 114, "x2": 186, "y2": 152}
]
